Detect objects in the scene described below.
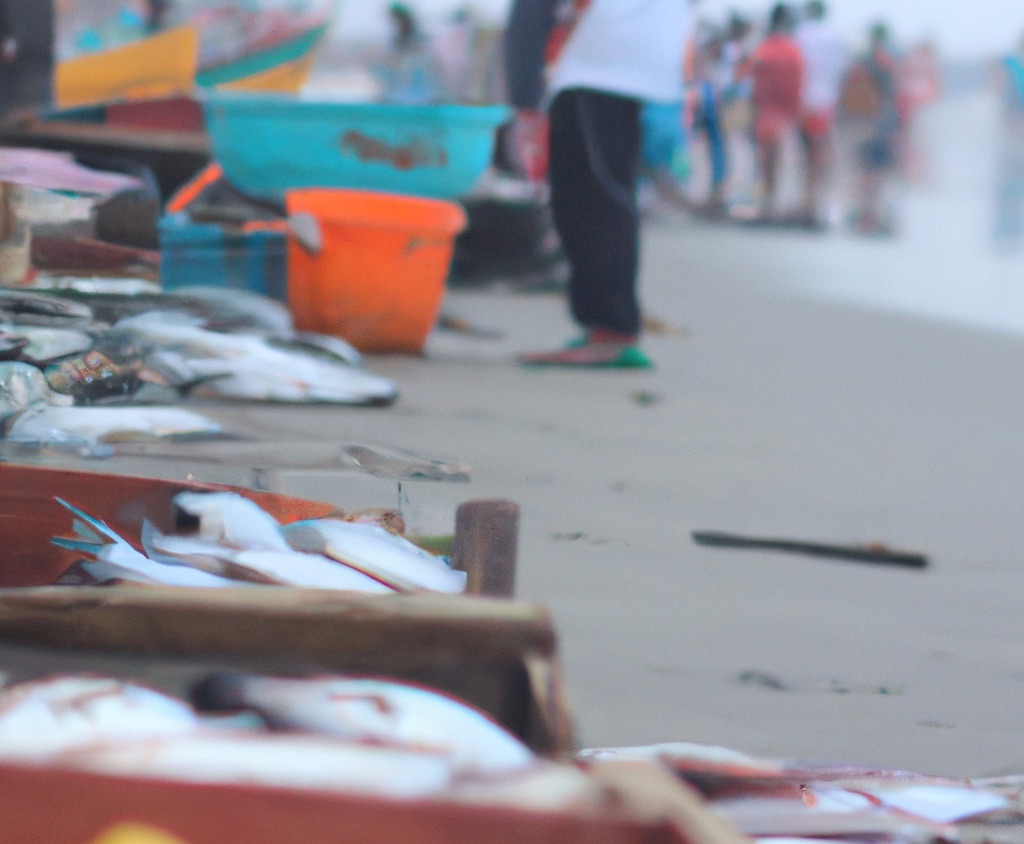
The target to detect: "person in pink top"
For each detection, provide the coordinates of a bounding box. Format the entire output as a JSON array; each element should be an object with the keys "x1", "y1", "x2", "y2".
[{"x1": 748, "y1": 3, "x2": 804, "y2": 221}]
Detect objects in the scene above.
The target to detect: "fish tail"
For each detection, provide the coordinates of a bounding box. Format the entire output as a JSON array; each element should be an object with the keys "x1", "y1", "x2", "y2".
[
  {"x1": 72, "y1": 518, "x2": 105, "y2": 544},
  {"x1": 54, "y1": 498, "x2": 125, "y2": 544},
  {"x1": 51, "y1": 536, "x2": 104, "y2": 557}
]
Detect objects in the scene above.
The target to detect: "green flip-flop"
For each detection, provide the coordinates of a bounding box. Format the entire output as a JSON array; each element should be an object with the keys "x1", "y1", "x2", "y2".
[{"x1": 518, "y1": 343, "x2": 653, "y2": 369}]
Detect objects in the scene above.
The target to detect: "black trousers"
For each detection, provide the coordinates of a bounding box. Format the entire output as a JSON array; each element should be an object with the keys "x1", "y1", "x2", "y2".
[{"x1": 548, "y1": 88, "x2": 642, "y2": 337}]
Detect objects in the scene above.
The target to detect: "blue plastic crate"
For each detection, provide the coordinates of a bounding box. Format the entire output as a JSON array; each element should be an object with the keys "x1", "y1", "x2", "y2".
[{"x1": 158, "y1": 214, "x2": 287, "y2": 302}]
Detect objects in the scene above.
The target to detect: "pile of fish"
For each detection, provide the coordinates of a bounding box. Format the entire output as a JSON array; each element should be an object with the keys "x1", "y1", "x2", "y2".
[
  {"x1": 0, "y1": 286, "x2": 398, "y2": 451},
  {"x1": 52, "y1": 490, "x2": 467, "y2": 593},
  {"x1": 581, "y1": 742, "x2": 1024, "y2": 844},
  {"x1": 0, "y1": 672, "x2": 596, "y2": 808}
]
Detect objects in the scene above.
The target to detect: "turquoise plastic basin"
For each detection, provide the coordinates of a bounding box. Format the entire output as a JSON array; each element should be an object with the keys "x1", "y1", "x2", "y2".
[{"x1": 202, "y1": 93, "x2": 512, "y2": 199}]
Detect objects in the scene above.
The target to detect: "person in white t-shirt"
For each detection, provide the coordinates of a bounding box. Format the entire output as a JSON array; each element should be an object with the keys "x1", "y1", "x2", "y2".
[
  {"x1": 506, "y1": 0, "x2": 689, "y2": 368},
  {"x1": 795, "y1": 0, "x2": 847, "y2": 226}
]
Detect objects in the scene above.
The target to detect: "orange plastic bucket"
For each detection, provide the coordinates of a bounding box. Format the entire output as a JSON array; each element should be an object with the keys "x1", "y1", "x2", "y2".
[{"x1": 285, "y1": 189, "x2": 467, "y2": 353}]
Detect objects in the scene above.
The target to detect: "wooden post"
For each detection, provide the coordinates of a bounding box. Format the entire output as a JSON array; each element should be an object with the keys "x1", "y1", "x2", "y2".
[
  {"x1": 0, "y1": 180, "x2": 30, "y2": 286},
  {"x1": 451, "y1": 499, "x2": 519, "y2": 598},
  {"x1": 0, "y1": 181, "x2": 13, "y2": 241}
]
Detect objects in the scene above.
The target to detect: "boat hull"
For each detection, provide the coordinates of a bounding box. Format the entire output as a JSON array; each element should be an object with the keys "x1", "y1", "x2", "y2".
[
  {"x1": 54, "y1": 26, "x2": 199, "y2": 110},
  {"x1": 196, "y1": 22, "x2": 329, "y2": 93}
]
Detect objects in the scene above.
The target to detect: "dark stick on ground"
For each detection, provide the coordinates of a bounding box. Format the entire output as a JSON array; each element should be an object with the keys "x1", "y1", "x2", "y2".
[{"x1": 691, "y1": 531, "x2": 928, "y2": 569}]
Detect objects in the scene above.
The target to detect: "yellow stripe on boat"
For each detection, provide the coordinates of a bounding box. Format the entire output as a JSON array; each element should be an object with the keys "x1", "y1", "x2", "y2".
[
  {"x1": 55, "y1": 26, "x2": 199, "y2": 109},
  {"x1": 214, "y1": 53, "x2": 317, "y2": 94}
]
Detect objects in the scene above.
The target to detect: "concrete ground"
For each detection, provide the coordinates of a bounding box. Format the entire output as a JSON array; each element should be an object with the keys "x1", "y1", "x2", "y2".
[{"x1": 30, "y1": 89, "x2": 1024, "y2": 777}]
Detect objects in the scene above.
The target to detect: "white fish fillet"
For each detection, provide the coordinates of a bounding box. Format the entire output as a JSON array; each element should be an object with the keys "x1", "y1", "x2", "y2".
[
  {"x1": 447, "y1": 761, "x2": 601, "y2": 812},
  {"x1": 213, "y1": 675, "x2": 533, "y2": 776},
  {"x1": 143, "y1": 520, "x2": 395, "y2": 592},
  {"x1": 0, "y1": 324, "x2": 92, "y2": 363},
  {"x1": 0, "y1": 676, "x2": 199, "y2": 759},
  {"x1": 579, "y1": 742, "x2": 784, "y2": 773},
  {"x1": 71, "y1": 733, "x2": 455, "y2": 798},
  {"x1": 166, "y1": 287, "x2": 295, "y2": 336},
  {"x1": 117, "y1": 316, "x2": 397, "y2": 405},
  {"x1": 173, "y1": 492, "x2": 290, "y2": 552},
  {"x1": 79, "y1": 552, "x2": 242, "y2": 588},
  {"x1": 284, "y1": 519, "x2": 467, "y2": 594},
  {"x1": 227, "y1": 550, "x2": 397, "y2": 592},
  {"x1": 7, "y1": 406, "x2": 221, "y2": 444},
  {"x1": 0, "y1": 361, "x2": 73, "y2": 415},
  {"x1": 53, "y1": 499, "x2": 245, "y2": 588}
]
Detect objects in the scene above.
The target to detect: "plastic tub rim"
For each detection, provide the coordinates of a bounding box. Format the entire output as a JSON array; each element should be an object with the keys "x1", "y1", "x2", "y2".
[{"x1": 286, "y1": 188, "x2": 468, "y2": 235}]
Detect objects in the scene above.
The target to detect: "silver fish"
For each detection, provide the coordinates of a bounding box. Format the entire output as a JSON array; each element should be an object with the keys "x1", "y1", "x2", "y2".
[
  {"x1": 166, "y1": 286, "x2": 294, "y2": 336},
  {"x1": 0, "y1": 362, "x2": 73, "y2": 423},
  {"x1": 52, "y1": 499, "x2": 244, "y2": 588},
  {"x1": 0, "y1": 324, "x2": 93, "y2": 365},
  {"x1": 142, "y1": 521, "x2": 395, "y2": 593},
  {"x1": 277, "y1": 331, "x2": 363, "y2": 367},
  {"x1": 5, "y1": 405, "x2": 222, "y2": 446},
  {"x1": 0, "y1": 676, "x2": 200, "y2": 759},
  {"x1": 172, "y1": 491, "x2": 290, "y2": 552},
  {"x1": 193, "y1": 674, "x2": 533, "y2": 776},
  {"x1": 70, "y1": 732, "x2": 456, "y2": 798},
  {"x1": 284, "y1": 519, "x2": 467, "y2": 593},
  {"x1": 0, "y1": 289, "x2": 94, "y2": 327},
  {"x1": 446, "y1": 761, "x2": 601, "y2": 812},
  {"x1": 30, "y1": 275, "x2": 162, "y2": 296},
  {"x1": 114, "y1": 313, "x2": 398, "y2": 405}
]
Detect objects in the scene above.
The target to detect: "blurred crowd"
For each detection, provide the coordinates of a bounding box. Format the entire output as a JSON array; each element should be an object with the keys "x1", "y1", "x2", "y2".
[
  {"x1": 995, "y1": 32, "x2": 1024, "y2": 249},
  {"x1": 636, "y1": 1, "x2": 941, "y2": 235},
  {"x1": 368, "y1": 1, "x2": 943, "y2": 238}
]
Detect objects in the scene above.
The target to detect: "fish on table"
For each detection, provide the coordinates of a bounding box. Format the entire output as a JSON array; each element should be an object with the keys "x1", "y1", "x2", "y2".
[
  {"x1": 0, "y1": 676, "x2": 200, "y2": 759},
  {"x1": 52, "y1": 498, "x2": 247, "y2": 588},
  {"x1": 284, "y1": 518, "x2": 468, "y2": 593},
  {"x1": 0, "y1": 286, "x2": 399, "y2": 414},
  {"x1": 0, "y1": 325, "x2": 93, "y2": 366},
  {"x1": 0, "y1": 290, "x2": 95, "y2": 328},
  {"x1": 142, "y1": 521, "x2": 395, "y2": 592},
  {"x1": 69, "y1": 732, "x2": 458, "y2": 798},
  {"x1": 0, "y1": 362, "x2": 73, "y2": 423},
  {"x1": 192, "y1": 673, "x2": 534, "y2": 776},
  {"x1": 172, "y1": 491, "x2": 292, "y2": 552},
  {"x1": 48, "y1": 493, "x2": 456, "y2": 594},
  {"x1": 0, "y1": 675, "x2": 457, "y2": 799},
  {"x1": 0, "y1": 672, "x2": 605, "y2": 809},
  {"x1": 5, "y1": 406, "x2": 223, "y2": 449},
  {"x1": 111, "y1": 312, "x2": 398, "y2": 406}
]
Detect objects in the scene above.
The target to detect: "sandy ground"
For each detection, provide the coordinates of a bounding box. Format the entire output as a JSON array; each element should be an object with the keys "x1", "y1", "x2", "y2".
[{"x1": 26, "y1": 89, "x2": 1024, "y2": 777}]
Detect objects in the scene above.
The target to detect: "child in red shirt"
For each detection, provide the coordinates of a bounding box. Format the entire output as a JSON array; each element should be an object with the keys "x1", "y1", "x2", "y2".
[{"x1": 748, "y1": 4, "x2": 804, "y2": 219}]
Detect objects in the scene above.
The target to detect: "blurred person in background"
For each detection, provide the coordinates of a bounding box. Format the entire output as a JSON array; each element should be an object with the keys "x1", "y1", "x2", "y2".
[
  {"x1": 896, "y1": 40, "x2": 941, "y2": 184},
  {"x1": 435, "y1": 5, "x2": 478, "y2": 103},
  {"x1": 899, "y1": 41, "x2": 941, "y2": 118},
  {"x1": 638, "y1": 7, "x2": 698, "y2": 215},
  {"x1": 994, "y1": 33, "x2": 1024, "y2": 248},
  {"x1": 717, "y1": 13, "x2": 757, "y2": 212},
  {"x1": 795, "y1": 0, "x2": 846, "y2": 228},
  {"x1": 505, "y1": 0, "x2": 690, "y2": 368},
  {"x1": 841, "y1": 21, "x2": 901, "y2": 235},
  {"x1": 0, "y1": 0, "x2": 53, "y2": 122},
  {"x1": 690, "y1": 26, "x2": 730, "y2": 215},
  {"x1": 374, "y1": 2, "x2": 447, "y2": 104},
  {"x1": 144, "y1": 0, "x2": 171, "y2": 33},
  {"x1": 638, "y1": 97, "x2": 693, "y2": 214},
  {"x1": 747, "y1": 3, "x2": 804, "y2": 222},
  {"x1": 0, "y1": 0, "x2": 14, "y2": 65}
]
